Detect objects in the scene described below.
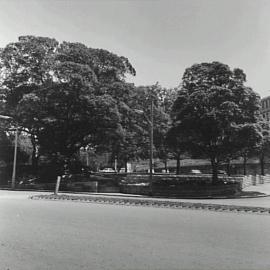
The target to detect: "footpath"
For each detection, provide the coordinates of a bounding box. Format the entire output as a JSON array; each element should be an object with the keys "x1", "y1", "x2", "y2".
[{"x1": 30, "y1": 183, "x2": 270, "y2": 215}]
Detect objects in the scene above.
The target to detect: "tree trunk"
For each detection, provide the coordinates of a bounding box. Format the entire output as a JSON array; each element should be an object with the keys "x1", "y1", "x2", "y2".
[
  {"x1": 176, "y1": 154, "x2": 180, "y2": 175},
  {"x1": 210, "y1": 158, "x2": 219, "y2": 183},
  {"x1": 260, "y1": 153, "x2": 265, "y2": 176},
  {"x1": 31, "y1": 153, "x2": 39, "y2": 172},
  {"x1": 124, "y1": 160, "x2": 128, "y2": 173},
  {"x1": 63, "y1": 158, "x2": 70, "y2": 175},
  {"x1": 226, "y1": 159, "x2": 231, "y2": 176},
  {"x1": 164, "y1": 159, "x2": 168, "y2": 173},
  {"x1": 114, "y1": 156, "x2": 118, "y2": 172},
  {"x1": 30, "y1": 135, "x2": 39, "y2": 173},
  {"x1": 243, "y1": 154, "x2": 247, "y2": 175}
]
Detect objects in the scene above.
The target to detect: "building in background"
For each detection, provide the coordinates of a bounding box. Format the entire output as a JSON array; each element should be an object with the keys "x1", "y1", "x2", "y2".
[{"x1": 261, "y1": 96, "x2": 270, "y2": 120}]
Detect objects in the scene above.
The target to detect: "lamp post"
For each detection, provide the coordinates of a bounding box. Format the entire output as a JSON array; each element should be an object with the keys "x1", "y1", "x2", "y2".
[
  {"x1": 0, "y1": 115, "x2": 18, "y2": 190},
  {"x1": 149, "y1": 98, "x2": 154, "y2": 194}
]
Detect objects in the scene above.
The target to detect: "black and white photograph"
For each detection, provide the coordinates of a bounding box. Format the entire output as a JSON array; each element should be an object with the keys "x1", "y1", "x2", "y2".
[{"x1": 1, "y1": 0, "x2": 270, "y2": 269}]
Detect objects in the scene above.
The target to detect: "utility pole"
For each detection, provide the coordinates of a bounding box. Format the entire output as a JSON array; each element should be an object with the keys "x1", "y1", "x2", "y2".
[
  {"x1": 11, "y1": 127, "x2": 18, "y2": 190},
  {"x1": 134, "y1": 86, "x2": 156, "y2": 196},
  {"x1": 149, "y1": 98, "x2": 153, "y2": 195}
]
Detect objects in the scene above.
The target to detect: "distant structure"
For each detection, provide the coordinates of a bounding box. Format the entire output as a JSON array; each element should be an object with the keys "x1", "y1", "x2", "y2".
[{"x1": 261, "y1": 96, "x2": 270, "y2": 121}]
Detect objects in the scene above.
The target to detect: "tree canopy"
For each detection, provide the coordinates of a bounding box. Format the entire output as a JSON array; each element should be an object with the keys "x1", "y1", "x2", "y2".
[
  {"x1": 0, "y1": 36, "x2": 136, "y2": 167},
  {"x1": 170, "y1": 62, "x2": 262, "y2": 181},
  {"x1": 0, "y1": 37, "x2": 267, "y2": 178}
]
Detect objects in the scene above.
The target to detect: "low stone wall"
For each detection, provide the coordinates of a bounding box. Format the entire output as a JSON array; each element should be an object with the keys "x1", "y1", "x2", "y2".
[
  {"x1": 125, "y1": 173, "x2": 241, "y2": 183},
  {"x1": 66, "y1": 181, "x2": 98, "y2": 192},
  {"x1": 61, "y1": 173, "x2": 122, "y2": 192},
  {"x1": 154, "y1": 182, "x2": 241, "y2": 197},
  {"x1": 66, "y1": 181, "x2": 120, "y2": 193},
  {"x1": 16, "y1": 173, "x2": 242, "y2": 197},
  {"x1": 120, "y1": 184, "x2": 150, "y2": 195},
  {"x1": 121, "y1": 174, "x2": 242, "y2": 197},
  {"x1": 120, "y1": 182, "x2": 241, "y2": 198}
]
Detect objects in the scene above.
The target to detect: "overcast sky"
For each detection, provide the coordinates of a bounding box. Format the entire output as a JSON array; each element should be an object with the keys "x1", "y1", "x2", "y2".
[{"x1": 0, "y1": 0, "x2": 270, "y2": 97}]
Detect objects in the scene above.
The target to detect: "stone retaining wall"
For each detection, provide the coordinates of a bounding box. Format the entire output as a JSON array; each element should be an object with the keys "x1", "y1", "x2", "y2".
[
  {"x1": 121, "y1": 174, "x2": 242, "y2": 197},
  {"x1": 19, "y1": 173, "x2": 270, "y2": 197},
  {"x1": 120, "y1": 183, "x2": 241, "y2": 197}
]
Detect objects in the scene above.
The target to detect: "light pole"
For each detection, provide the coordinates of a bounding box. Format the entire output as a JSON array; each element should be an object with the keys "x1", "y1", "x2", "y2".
[
  {"x1": 0, "y1": 115, "x2": 18, "y2": 190},
  {"x1": 149, "y1": 98, "x2": 154, "y2": 194}
]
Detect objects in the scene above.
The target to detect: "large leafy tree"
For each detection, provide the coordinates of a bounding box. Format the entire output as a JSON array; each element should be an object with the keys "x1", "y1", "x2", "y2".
[
  {"x1": 153, "y1": 86, "x2": 178, "y2": 172},
  {"x1": 132, "y1": 84, "x2": 163, "y2": 165},
  {"x1": 123, "y1": 84, "x2": 177, "y2": 172},
  {"x1": 90, "y1": 82, "x2": 145, "y2": 170},
  {"x1": 0, "y1": 36, "x2": 136, "y2": 170},
  {"x1": 166, "y1": 126, "x2": 190, "y2": 174},
  {"x1": 0, "y1": 36, "x2": 58, "y2": 167},
  {"x1": 170, "y1": 62, "x2": 262, "y2": 182}
]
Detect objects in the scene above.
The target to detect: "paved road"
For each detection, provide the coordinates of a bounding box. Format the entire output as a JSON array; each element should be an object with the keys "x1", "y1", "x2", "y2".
[{"x1": 1, "y1": 191, "x2": 270, "y2": 270}]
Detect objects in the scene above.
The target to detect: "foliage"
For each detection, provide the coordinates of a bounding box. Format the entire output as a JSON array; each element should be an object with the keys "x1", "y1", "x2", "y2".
[
  {"x1": 170, "y1": 62, "x2": 262, "y2": 181},
  {"x1": 0, "y1": 36, "x2": 136, "y2": 167},
  {"x1": 153, "y1": 86, "x2": 177, "y2": 170},
  {"x1": 97, "y1": 83, "x2": 150, "y2": 169},
  {"x1": 0, "y1": 130, "x2": 29, "y2": 164}
]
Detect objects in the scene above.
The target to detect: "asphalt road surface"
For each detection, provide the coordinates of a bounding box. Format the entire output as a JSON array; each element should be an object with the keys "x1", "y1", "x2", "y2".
[{"x1": 1, "y1": 191, "x2": 270, "y2": 270}]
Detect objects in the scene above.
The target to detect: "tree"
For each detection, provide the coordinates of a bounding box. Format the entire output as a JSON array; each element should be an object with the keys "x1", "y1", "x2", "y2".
[
  {"x1": 0, "y1": 36, "x2": 136, "y2": 170},
  {"x1": 153, "y1": 86, "x2": 178, "y2": 172},
  {"x1": 89, "y1": 82, "x2": 145, "y2": 171},
  {"x1": 0, "y1": 36, "x2": 58, "y2": 168},
  {"x1": 0, "y1": 129, "x2": 29, "y2": 166},
  {"x1": 131, "y1": 84, "x2": 164, "y2": 166},
  {"x1": 166, "y1": 121, "x2": 191, "y2": 175},
  {"x1": 170, "y1": 62, "x2": 262, "y2": 182}
]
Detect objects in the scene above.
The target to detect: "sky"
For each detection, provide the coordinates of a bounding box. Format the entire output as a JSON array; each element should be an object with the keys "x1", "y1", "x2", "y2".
[{"x1": 0, "y1": 0, "x2": 270, "y2": 97}]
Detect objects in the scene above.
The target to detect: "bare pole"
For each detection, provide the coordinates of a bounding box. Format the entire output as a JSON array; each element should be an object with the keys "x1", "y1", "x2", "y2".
[
  {"x1": 54, "y1": 176, "x2": 61, "y2": 195},
  {"x1": 11, "y1": 127, "x2": 18, "y2": 190},
  {"x1": 149, "y1": 98, "x2": 153, "y2": 195}
]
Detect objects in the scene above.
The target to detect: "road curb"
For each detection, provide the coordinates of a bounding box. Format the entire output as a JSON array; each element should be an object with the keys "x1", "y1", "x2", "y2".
[{"x1": 30, "y1": 194, "x2": 270, "y2": 215}]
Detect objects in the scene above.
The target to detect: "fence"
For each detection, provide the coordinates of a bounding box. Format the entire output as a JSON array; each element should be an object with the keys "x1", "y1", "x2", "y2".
[{"x1": 242, "y1": 174, "x2": 270, "y2": 188}]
